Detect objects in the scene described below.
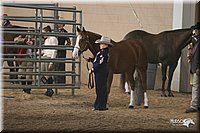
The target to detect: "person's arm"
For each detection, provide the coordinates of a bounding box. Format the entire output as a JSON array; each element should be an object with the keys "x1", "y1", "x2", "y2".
[
  {"x1": 50, "y1": 37, "x2": 58, "y2": 59},
  {"x1": 48, "y1": 37, "x2": 58, "y2": 71},
  {"x1": 63, "y1": 29, "x2": 71, "y2": 45},
  {"x1": 196, "y1": 43, "x2": 200, "y2": 75},
  {"x1": 14, "y1": 35, "x2": 26, "y2": 44},
  {"x1": 187, "y1": 43, "x2": 193, "y2": 63}
]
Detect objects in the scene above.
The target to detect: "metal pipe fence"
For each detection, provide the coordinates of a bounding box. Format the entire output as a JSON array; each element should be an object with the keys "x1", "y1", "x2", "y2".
[{"x1": 1, "y1": 3, "x2": 82, "y2": 96}]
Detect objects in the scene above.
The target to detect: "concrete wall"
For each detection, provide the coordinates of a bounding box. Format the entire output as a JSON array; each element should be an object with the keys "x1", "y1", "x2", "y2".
[{"x1": 2, "y1": 2, "x2": 173, "y2": 87}]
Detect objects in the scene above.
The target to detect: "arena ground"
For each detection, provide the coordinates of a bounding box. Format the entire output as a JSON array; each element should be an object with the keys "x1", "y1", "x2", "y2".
[{"x1": 2, "y1": 83, "x2": 199, "y2": 132}]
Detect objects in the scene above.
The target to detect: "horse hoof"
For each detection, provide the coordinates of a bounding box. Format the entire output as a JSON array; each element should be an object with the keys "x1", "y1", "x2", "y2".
[
  {"x1": 23, "y1": 89, "x2": 31, "y2": 94},
  {"x1": 168, "y1": 95, "x2": 174, "y2": 97},
  {"x1": 144, "y1": 106, "x2": 148, "y2": 109},
  {"x1": 161, "y1": 94, "x2": 167, "y2": 97},
  {"x1": 129, "y1": 105, "x2": 134, "y2": 109},
  {"x1": 168, "y1": 93, "x2": 174, "y2": 97}
]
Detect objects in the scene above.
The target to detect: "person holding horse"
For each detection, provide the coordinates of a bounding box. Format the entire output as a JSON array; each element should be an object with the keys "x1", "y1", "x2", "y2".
[
  {"x1": 89, "y1": 36, "x2": 113, "y2": 111},
  {"x1": 41, "y1": 25, "x2": 58, "y2": 97},
  {"x1": 185, "y1": 22, "x2": 200, "y2": 113},
  {"x1": 14, "y1": 31, "x2": 34, "y2": 94},
  {"x1": 54, "y1": 23, "x2": 71, "y2": 85}
]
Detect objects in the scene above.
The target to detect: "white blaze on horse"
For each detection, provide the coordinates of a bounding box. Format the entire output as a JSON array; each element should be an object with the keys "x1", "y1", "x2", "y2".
[{"x1": 72, "y1": 27, "x2": 149, "y2": 109}]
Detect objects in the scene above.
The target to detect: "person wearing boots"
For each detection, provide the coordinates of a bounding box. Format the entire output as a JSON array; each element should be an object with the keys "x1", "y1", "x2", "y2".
[
  {"x1": 41, "y1": 25, "x2": 58, "y2": 97},
  {"x1": 185, "y1": 22, "x2": 200, "y2": 113},
  {"x1": 54, "y1": 23, "x2": 71, "y2": 85},
  {"x1": 14, "y1": 33, "x2": 34, "y2": 94},
  {"x1": 89, "y1": 36, "x2": 113, "y2": 111}
]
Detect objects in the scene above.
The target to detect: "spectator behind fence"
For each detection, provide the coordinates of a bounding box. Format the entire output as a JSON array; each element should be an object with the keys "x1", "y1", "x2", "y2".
[
  {"x1": 54, "y1": 23, "x2": 71, "y2": 85},
  {"x1": 185, "y1": 22, "x2": 200, "y2": 113},
  {"x1": 40, "y1": 25, "x2": 58, "y2": 97},
  {"x1": 2, "y1": 13, "x2": 12, "y2": 27},
  {"x1": 14, "y1": 31, "x2": 34, "y2": 94}
]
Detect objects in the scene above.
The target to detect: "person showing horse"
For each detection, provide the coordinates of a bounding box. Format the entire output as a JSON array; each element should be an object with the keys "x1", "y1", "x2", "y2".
[
  {"x1": 54, "y1": 23, "x2": 71, "y2": 85},
  {"x1": 41, "y1": 25, "x2": 58, "y2": 97},
  {"x1": 72, "y1": 27, "x2": 149, "y2": 109},
  {"x1": 14, "y1": 33, "x2": 34, "y2": 94},
  {"x1": 185, "y1": 22, "x2": 200, "y2": 113},
  {"x1": 89, "y1": 36, "x2": 113, "y2": 111}
]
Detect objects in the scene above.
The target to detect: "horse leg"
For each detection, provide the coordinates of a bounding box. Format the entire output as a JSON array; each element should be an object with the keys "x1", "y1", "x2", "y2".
[
  {"x1": 161, "y1": 63, "x2": 168, "y2": 97},
  {"x1": 138, "y1": 67, "x2": 148, "y2": 108},
  {"x1": 134, "y1": 68, "x2": 143, "y2": 105},
  {"x1": 126, "y1": 70, "x2": 135, "y2": 109},
  {"x1": 7, "y1": 60, "x2": 17, "y2": 84},
  {"x1": 14, "y1": 56, "x2": 19, "y2": 84},
  {"x1": 107, "y1": 71, "x2": 113, "y2": 107},
  {"x1": 167, "y1": 62, "x2": 178, "y2": 97},
  {"x1": 120, "y1": 73, "x2": 126, "y2": 92}
]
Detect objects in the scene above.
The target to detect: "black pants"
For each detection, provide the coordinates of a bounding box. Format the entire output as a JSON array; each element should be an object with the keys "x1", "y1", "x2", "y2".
[
  {"x1": 94, "y1": 70, "x2": 108, "y2": 109},
  {"x1": 54, "y1": 50, "x2": 66, "y2": 84}
]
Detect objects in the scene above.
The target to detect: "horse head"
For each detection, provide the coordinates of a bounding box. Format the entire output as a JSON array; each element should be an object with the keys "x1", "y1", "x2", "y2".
[{"x1": 72, "y1": 27, "x2": 90, "y2": 59}]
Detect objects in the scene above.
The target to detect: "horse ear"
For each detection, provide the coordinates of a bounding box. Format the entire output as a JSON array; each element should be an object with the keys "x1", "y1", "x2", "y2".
[
  {"x1": 83, "y1": 27, "x2": 86, "y2": 32},
  {"x1": 77, "y1": 26, "x2": 81, "y2": 33}
]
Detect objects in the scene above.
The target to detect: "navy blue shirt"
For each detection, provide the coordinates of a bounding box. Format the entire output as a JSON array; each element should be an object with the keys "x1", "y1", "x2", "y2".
[{"x1": 93, "y1": 48, "x2": 109, "y2": 73}]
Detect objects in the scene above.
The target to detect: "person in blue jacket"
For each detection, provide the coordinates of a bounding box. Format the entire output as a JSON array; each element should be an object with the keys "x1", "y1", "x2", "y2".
[{"x1": 89, "y1": 36, "x2": 113, "y2": 111}]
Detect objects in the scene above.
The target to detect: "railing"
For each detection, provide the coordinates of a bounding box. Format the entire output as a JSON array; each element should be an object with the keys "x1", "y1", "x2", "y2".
[{"x1": 1, "y1": 3, "x2": 82, "y2": 96}]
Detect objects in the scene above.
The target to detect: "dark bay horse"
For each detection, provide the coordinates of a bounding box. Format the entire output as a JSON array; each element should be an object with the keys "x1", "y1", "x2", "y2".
[
  {"x1": 72, "y1": 27, "x2": 149, "y2": 108},
  {"x1": 123, "y1": 28, "x2": 193, "y2": 97},
  {"x1": 2, "y1": 25, "x2": 31, "y2": 82}
]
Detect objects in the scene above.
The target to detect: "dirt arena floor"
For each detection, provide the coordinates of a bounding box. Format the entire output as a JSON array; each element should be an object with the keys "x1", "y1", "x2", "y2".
[{"x1": 2, "y1": 84, "x2": 199, "y2": 133}]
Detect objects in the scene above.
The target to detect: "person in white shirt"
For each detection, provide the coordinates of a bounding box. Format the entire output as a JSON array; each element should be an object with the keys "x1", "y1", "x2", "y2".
[{"x1": 41, "y1": 25, "x2": 58, "y2": 97}]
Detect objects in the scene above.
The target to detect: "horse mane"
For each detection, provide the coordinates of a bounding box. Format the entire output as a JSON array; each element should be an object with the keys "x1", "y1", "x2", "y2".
[
  {"x1": 126, "y1": 28, "x2": 191, "y2": 36},
  {"x1": 86, "y1": 31, "x2": 102, "y2": 38}
]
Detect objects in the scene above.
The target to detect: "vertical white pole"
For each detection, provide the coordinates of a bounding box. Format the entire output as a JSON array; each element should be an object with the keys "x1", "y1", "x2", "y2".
[{"x1": 171, "y1": 0, "x2": 183, "y2": 92}]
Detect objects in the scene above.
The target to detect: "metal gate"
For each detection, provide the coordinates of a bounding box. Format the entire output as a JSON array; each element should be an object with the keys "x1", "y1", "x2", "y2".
[{"x1": 1, "y1": 3, "x2": 82, "y2": 96}]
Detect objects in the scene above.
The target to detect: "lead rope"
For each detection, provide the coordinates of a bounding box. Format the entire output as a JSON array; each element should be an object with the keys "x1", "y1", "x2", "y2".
[
  {"x1": 82, "y1": 55, "x2": 94, "y2": 89},
  {"x1": 86, "y1": 61, "x2": 94, "y2": 89},
  {"x1": 74, "y1": 45, "x2": 94, "y2": 89}
]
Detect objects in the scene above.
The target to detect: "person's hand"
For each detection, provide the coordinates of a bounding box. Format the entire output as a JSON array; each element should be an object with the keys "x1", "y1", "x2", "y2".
[
  {"x1": 196, "y1": 68, "x2": 200, "y2": 76},
  {"x1": 67, "y1": 41, "x2": 71, "y2": 45},
  {"x1": 88, "y1": 69, "x2": 92, "y2": 74},
  {"x1": 87, "y1": 57, "x2": 94, "y2": 62},
  {"x1": 89, "y1": 69, "x2": 93, "y2": 74},
  {"x1": 48, "y1": 63, "x2": 54, "y2": 71},
  {"x1": 26, "y1": 40, "x2": 33, "y2": 45}
]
